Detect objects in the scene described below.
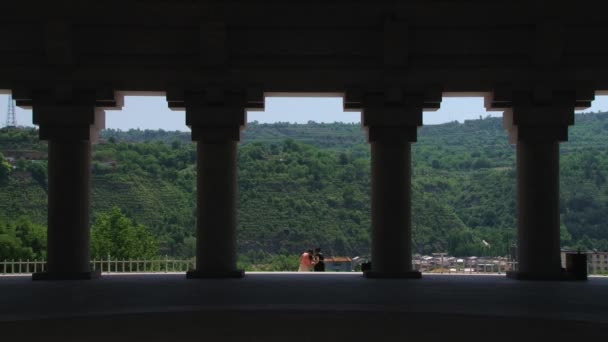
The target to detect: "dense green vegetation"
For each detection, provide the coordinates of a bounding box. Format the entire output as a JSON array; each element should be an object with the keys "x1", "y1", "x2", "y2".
[
  {"x1": 0, "y1": 217, "x2": 46, "y2": 260},
  {"x1": 1, "y1": 112, "x2": 608, "y2": 266},
  {"x1": 91, "y1": 206, "x2": 158, "y2": 260}
]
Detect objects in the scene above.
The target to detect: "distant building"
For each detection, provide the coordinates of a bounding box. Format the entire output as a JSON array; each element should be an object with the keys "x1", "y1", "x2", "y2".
[
  {"x1": 589, "y1": 252, "x2": 608, "y2": 274},
  {"x1": 413, "y1": 255, "x2": 511, "y2": 273},
  {"x1": 561, "y1": 250, "x2": 608, "y2": 274},
  {"x1": 324, "y1": 257, "x2": 352, "y2": 272}
]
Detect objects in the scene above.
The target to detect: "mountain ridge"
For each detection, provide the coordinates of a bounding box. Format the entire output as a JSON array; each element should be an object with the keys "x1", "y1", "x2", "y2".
[{"x1": 1, "y1": 112, "x2": 607, "y2": 263}]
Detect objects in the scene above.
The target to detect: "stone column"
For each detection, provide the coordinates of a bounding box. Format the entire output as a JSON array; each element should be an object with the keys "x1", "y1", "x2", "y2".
[
  {"x1": 516, "y1": 139, "x2": 561, "y2": 277},
  {"x1": 488, "y1": 88, "x2": 591, "y2": 280},
  {"x1": 45, "y1": 139, "x2": 93, "y2": 277},
  {"x1": 27, "y1": 91, "x2": 107, "y2": 280},
  {"x1": 368, "y1": 133, "x2": 417, "y2": 277},
  {"x1": 174, "y1": 90, "x2": 255, "y2": 278},
  {"x1": 189, "y1": 139, "x2": 241, "y2": 278},
  {"x1": 354, "y1": 91, "x2": 439, "y2": 278}
]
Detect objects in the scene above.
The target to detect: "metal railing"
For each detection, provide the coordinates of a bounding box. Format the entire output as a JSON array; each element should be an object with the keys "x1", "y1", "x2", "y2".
[
  {"x1": 1, "y1": 256, "x2": 196, "y2": 275},
  {"x1": 0, "y1": 259, "x2": 46, "y2": 274},
  {"x1": 0, "y1": 257, "x2": 523, "y2": 275}
]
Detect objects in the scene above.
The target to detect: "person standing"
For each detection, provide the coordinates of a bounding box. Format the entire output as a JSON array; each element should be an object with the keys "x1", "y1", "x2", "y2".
[
  {"x1": 298, "y1": 249, "x2": 314, "y2": 272},
  {"x1": 313, "y1": 247, "x2": 325, "y2": 272}
]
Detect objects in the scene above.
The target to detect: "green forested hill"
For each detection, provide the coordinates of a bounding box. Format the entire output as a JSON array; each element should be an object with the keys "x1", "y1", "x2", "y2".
[{"x1": 1, "y1": 112, "x2": 608, "y2": 264}]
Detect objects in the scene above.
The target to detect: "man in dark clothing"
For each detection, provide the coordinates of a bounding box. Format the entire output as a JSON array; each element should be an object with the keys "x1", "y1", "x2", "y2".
[{"x1": 313, "y1": 247, "x2": 325, "y2": 272}]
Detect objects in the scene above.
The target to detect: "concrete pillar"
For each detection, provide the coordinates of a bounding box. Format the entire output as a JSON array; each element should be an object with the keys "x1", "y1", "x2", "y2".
[
  {"x1": 354, "y1": 90, "x2": 439, "y2": 278},
  {"x1": 28, "y1": 94, "x2": 107, "y2": 281},
  {"x1": 486, "y1": 88, "x2": 591, "y2": 280},
  {"x1": 369, "y1": 138, "x2": 416, "y2": 276},
  {"x1": 176, "y1": 89, "x2": 253, "y2": 278},
  {"x1": 44, "y1": 140, "x2": 93, "y2": 277},
  {"x1": 515, "y1": 140, "x2": 562, "y2": 277},
  {"x1": 188, "y1": 140, "x2": 242, "y2": 277}
]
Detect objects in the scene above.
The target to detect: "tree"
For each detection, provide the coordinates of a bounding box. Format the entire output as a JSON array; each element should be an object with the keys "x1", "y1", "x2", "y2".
[
  {"x1": 0, "y1": 152, "x2": 11, "y2": 182},
  {"x1": 176, "y1": 236, "x2": 196, "y2": 258},
  {"x1": 0, "y1": 234, "x2": 32, "y2": 260},
  {"x1": 13, "y1": 217, "x2": 46, "y2": 258},
  {"x1": 91, "y1": 207, "x2": 158, "y2": 259},
  {"x1": 560, "y1": 223, "x2": 573, "y2": 247},
  {"x1": 268, "y1": 254, "x2": 299, "y2": 271},
  {"x1": 447, "y1": 228, "x2": 482, "y2": 256},
  {"x1": 26, "y1": 161, "x2": 47, "y2": 191},
  {"x1": 0, "y1": 222, "x2": 35, "y2": 260}
]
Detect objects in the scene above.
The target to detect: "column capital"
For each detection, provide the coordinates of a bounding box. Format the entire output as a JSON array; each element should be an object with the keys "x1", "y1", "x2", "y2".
[
  {"x1": 485, "y1": 86, "x2": 594, "y2": 143},
  {"x1": 14, "y1": 86, "x2": 119, "y2": 142},
  {"x1": 485, "y1": 85, "x2": 594, "y2": 111},
  {"x1": 167, "y1": 87, "x2": 264, "y2": 142},
  {"x1": 345, "y1": 88, "x2": 441, "y2": 143}
]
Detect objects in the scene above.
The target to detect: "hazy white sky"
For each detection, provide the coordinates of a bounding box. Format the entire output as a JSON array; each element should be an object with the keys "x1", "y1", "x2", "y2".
[{"x1": 1, "y1": 94, "x2": 608, "y2": 131}]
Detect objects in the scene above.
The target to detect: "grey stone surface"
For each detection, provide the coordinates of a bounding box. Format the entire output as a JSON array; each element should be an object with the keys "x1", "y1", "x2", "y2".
[
  {"x1": 2, "y1": 273, "x2": 607, "y2": 322},
  {"x1": 1, "y1": 273, "x2": 607, "y2": 340}
]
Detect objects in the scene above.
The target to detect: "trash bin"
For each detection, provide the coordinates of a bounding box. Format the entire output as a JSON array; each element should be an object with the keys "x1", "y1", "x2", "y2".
[{"x1": 566, "y1": 252, "x2": 587, "y2": 281}]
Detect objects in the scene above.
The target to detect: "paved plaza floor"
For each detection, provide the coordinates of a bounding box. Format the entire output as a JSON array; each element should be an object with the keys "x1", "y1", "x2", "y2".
[{"x1": 1, "y1": 273, "x2": 607, "y2": 341}]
